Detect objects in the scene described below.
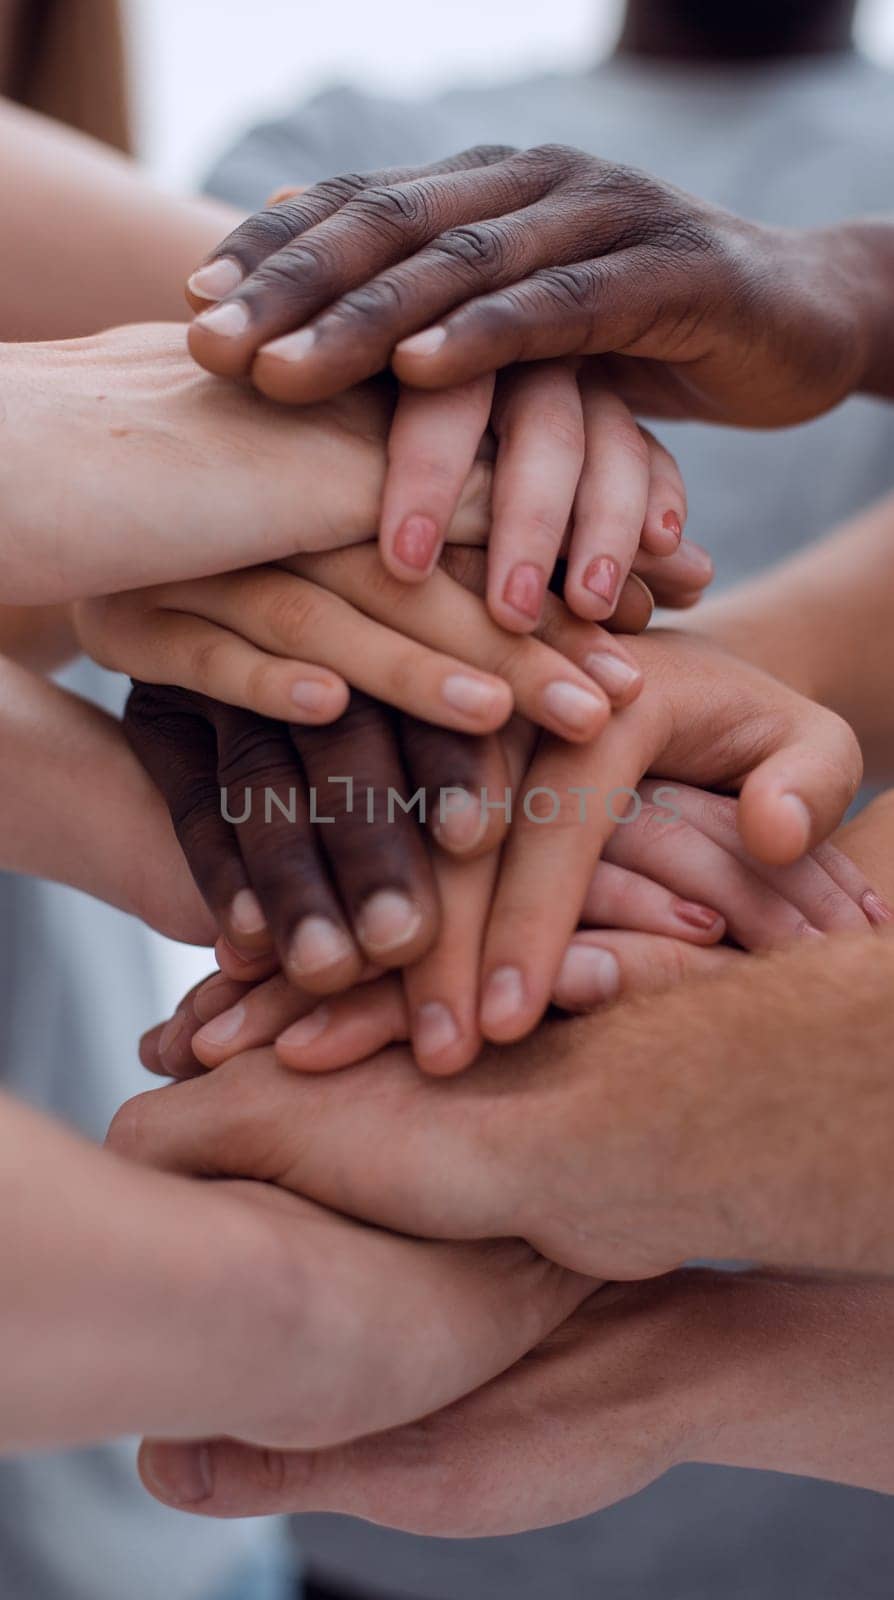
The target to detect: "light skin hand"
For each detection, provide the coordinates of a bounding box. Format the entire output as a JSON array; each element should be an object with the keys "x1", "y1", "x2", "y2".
[
  {"x1": 1, "y1": 1088, "x2": 591, "y2": 1455},
  {"x1": 376, "y1": 358, "x2": 701, "y2": 627},
  {"x1": 156, "y1": 781, "x2": 878, "y2": 1080},
  {"x1": 1, "y1": 331, "x2": 492, "y2": 607},
  {"x1": 117, "y1": 833, "x2": 894, "y2": 1284},
  {"x1": 77, "y1": 543, "x2": 656, "y2": 744},
  {"x1": 137, "y1": 1269, "x2": 894, "y2": 1523},
  {"x1": 475, "y1": 627, "x2": 865, "y2": 1040}
]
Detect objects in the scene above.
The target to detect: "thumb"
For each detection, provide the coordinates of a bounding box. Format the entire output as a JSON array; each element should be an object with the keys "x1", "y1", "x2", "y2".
[{"x1": 737, "y1": 710, "x2": 862, "y2": 865}]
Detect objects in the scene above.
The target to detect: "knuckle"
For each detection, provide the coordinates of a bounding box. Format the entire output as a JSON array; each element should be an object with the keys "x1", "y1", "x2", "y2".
[
  {"x1": 454, "y1": 142, "x2": 518, "y2": 169},
  {"x1": 538, "y1": 403, "x2": 586, "y2": 455},
  {"x1": 350, "y1": 181, "x2": 431, "y2": 233},
  {"x1": 489, "y1": 633, "x2": 539, "y2": 687},
  {"x1": 264, "y1": 581, "x2": 327, "y2": 645},
  {"x1": 332, "y1": 275, "x2": 407, "y2": 327},
  {"x1": 539, "y1": 262, "x2": 602, "y2": 314},
  {"x1": 216, "y1": 725, "x2": 292, "y2": 789},
  {"x1": 604, "y1": 420, "x2": 651, "y2": 470},
  {"x1": 188, "y1": 636, "x2": 233, "y2": 693},
  {"x1": 523, "y1": 142, "x2": 584, "y2": 179},
  {"x1": 310, "y1": 171, "x2": 368, "y2": 207},
  {"x1": 431, "y1": 224, "x2": 509, "y2": 277},
  {"x1": 251, "y1": 244, "x2": 336, "y2": 297},
  {"x1": 633, "y1": 803, "x2": 690, "y2": 849},
  {"x1": 657, "y1": 938, "x2": 692, "y2": 986}
]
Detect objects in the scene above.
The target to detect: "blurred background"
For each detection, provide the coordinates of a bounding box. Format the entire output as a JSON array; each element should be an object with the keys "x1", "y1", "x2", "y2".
[{"x1": 129, "y1": 0, "x2": 894, "y2": 190}]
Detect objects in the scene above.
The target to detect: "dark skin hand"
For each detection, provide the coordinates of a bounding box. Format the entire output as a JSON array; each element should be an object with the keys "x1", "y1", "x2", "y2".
[
  {"x1": 186, "y1": 145, "x2": 894, "y2": 424},
  {"x1": 124, "y1": 683, "x2": 511, "y2": 995}
]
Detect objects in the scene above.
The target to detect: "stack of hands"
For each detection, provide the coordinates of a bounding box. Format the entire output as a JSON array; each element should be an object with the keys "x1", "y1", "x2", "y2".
[{"x1": 6, "y1": 142, "x2": 894, "y2": 1529}]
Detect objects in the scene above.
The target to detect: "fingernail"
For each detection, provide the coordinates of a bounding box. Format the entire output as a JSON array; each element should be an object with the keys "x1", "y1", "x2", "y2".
[
  {"x1": 779, "y1": 793, "x2": 813, "y2": 854},
  {"x1": 433, "y1": 788, "x2": 486, "y2": 853},
  {"x1": 291, "y1": 678, "x2": 337, "y2": 714},
  {"x1": 229, "y1": 888, "x2": 266, "y2": 936},
  {"x1": 142, "y1": 1443, "x2": 212, "y2": 1507},
  {"x1": 396, "y1": 325, "x2": 447, "y2": 357},
  {"x1": 289, "y1": 916, "x2": 354, "y2": 975},
  {"x1": 442, "y1": 673, "x2": 508, "y2": 720},
  {"x1": 863, "y1": 889, "x2": 894, "y2": 926},
  {"x1": 661, "y1": 510, "x2": 683, "y2": 544},
  {"x1": 542, "y1": 680, "x2": 604, "y2": 733},
  {"x1": 157, "y1": 1011, "x2": 185, "y2": 1056},
  {"x1": 481, "y1": 965, "x2": 526, "y2": 1029},
  {"x1": 673, "y1": 899, "x2": 723, "y2": 933},
  {"x1": 195, "y1": 300, "x2": 250, "y2": 337},
  {"x1": 278, "y1": 1005, "x2": 330, "y2": 1049},
  {"x1": 261, "y1": 327, "x2": 315, "y2": 361},
  {"x1": 555, "y1": 945, "x2": 620, "y2": 1006},
  {"x1": 582, "y1": 556, "x2": 620, "y2": 608},
  {"x1": 196, "y1": 1002, "x2": 246, "y2": 1047},
  {"x1": 356, "y1": 890, "x2": 422, "y2": 954},
  {"x1": 503, "y1": 562, "x2": 546, "y2": 622},
  {"x1": 393, "y1": 514, "x2": 440, "y2": 572},
  {"x1": 798, "y1": 922, "x2": 825, "y2": 939},
  {"x1": 584, "y1": 651, "x2": 641, "y2": 699},
  {"x1": 414, "y1": 1001, "x2": 460, "y2": 1056},
  {"x1": 187, "y1": 257, "x2": 243, "y2": 302}
]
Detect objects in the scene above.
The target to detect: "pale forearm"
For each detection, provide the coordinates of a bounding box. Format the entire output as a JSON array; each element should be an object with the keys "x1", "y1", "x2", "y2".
[
  {"x1": 0, "y1": 655, "x2": 211, "y2": 941},
  {"x1": 0, "y1": 1092, "x2": 263, "y2": 1451},
  {"x1": 0, "y1": 98, "x2": 238, "y2": 339},
  {"x1": 687, "y1": 491, "x2": 894, "y2": 775}
]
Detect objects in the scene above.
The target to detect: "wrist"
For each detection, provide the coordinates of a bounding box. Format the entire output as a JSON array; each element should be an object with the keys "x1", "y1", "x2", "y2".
[
  {"x1": 829, "y1": 220, "x2": 894, "y2": 401},
  {"x1": 683, "y1": 1270, "x2": 894, "y2": 1491}
]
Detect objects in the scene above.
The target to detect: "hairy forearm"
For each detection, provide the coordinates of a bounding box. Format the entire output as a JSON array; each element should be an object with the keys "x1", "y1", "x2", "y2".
[
  {"x1": 0, "y1": 97, "x2": 238, "y2": 339},
  {"x1": 552, "y1": 932, "x2": 894, "y2": 1277},
  {"x1": 0, "y1": 655, "x2": 211, "y2": 940},
  {"x1": 687, "y1": 491, "x2": 894, "y2": 775}
]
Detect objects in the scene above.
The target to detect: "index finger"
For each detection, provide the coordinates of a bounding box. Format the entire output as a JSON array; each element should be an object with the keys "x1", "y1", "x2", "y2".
[{"x1": 187, "y1": 146, "x2": 521, "y2": 378}]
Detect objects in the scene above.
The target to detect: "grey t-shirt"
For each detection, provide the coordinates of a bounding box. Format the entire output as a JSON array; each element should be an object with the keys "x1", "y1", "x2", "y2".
[
  {"x1": 0, "y1": 661, "x2": 283, "y2": 1600},
  {"x1": 204, "y1": 48, "x2": 894, "y2": 1600}
]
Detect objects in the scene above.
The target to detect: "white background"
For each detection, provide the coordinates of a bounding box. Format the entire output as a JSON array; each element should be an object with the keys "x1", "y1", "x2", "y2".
[{"x1": 127, "y1": 0, "x2": 894, "y2": 190}]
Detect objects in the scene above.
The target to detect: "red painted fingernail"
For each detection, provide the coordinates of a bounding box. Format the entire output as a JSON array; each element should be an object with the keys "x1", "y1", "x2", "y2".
[
  {"x1": 503, "y1": 562, "x2": 546, "y2": 621},
  {"x1": 673, "y1": 899, "x2": 723, "y2": 932},
  {"x1": 661, "y1": 510, "x2": 683, "y2": 543},
  {"x1": 863, "y1": 889, "x2": 894, "y2": 926},
  {"x1": 582, "y1": 556, "x2": 620, "y2": 607},
  {"x1": 393, "y1": 514, "x2": 440, "y2": 572}
]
